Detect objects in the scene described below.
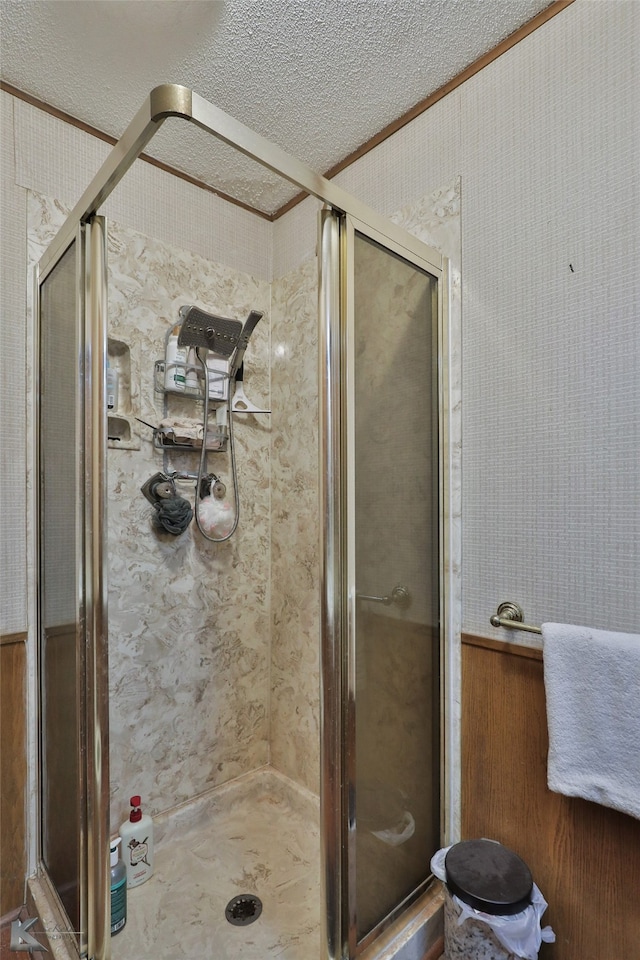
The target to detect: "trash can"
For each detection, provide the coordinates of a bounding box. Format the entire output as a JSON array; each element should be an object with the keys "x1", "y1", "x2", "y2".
[{"x1": 430, "y1": 839, "x2": 555, "y2": 960}]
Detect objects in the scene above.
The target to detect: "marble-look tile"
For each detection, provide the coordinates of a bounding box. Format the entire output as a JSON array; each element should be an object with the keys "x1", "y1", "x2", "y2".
[
  {"x1": 270, "y1": 257, "x2": 321, "y2": 795},
  {"x1": 27, "y1": 192, "x2": 274, "y2": 832},
  {"x1": 111, "y1": 768, "x2": 320, "y2": 960},
  {"x1": 105, "y1": 220, "x2": 272, "y2": 829}
]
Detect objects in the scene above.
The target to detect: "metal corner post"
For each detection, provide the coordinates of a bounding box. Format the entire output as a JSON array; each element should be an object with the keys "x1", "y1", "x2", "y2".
[
  {"x1": 84, "y1": 216, "x2": 110, "y2": 960},
  {"x1": 318, "y1": 207, "x2": 347, "y2": 960}
]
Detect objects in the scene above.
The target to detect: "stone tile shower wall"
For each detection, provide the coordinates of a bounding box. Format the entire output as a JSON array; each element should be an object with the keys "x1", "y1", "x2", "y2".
[
  {"x1": 28, "y1": 193, "x2": 272, "y2": 831},
  {"x1": 106, "y1": 223, "x2": 272, "y2": 829},
  {"x1": 270, "y1": 258, "x2": 321, "y2": 794}
]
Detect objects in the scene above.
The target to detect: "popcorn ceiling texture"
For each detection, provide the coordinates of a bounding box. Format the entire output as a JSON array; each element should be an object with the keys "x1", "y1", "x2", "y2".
[{"x1": 0, "y1": 0, "x2": 552, "y2": 213}]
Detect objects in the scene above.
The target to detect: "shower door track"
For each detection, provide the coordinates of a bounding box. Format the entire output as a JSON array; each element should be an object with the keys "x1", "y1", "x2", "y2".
[{"x1": 38, "y1": 84, "x2": 449, "y2": 960}]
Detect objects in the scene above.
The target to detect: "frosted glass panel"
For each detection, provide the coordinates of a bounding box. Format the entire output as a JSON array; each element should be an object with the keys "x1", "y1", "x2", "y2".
[
  {"x1": 353, "y1": 233, "x2": 440, "y2": 941},
  {"x1": 39, "y1": 240, "x2": 83, "y2": 936}
]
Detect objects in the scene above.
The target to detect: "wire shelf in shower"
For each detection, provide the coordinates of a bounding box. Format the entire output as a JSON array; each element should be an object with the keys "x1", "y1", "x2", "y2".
[{"x1": 153, "y1": 359, "x2": 229, "y2": 402}]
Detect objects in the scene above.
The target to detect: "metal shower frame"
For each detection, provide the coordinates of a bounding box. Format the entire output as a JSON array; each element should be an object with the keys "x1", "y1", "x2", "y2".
[{"x1": 35, "y1": 84, "x2": 450, "y2": 960}]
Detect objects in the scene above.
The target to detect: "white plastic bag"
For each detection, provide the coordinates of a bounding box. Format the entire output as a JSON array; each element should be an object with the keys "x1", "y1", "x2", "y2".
[
  {"x1": 430, "y1": 846, "x2": 555, "y2": 960},
  {"x1": 453, "y1": 883, "x2": 555, "y2": 960}
]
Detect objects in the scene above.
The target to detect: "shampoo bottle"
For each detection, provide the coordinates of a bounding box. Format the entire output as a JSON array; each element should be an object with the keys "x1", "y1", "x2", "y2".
[
  {"x1": 119, "y1": 795, "x2": 154, "y2": 888},
  {"x1": 106, "y1": 362, "x2": 119, "y2": 412},
  {"x1": 109, "y1": 837, "x2": 127, "y2": 936},
  {"x1": 185, "y1": 347, "x2": 200, "y2": 391},
  {"x1": 164, "y1": 323, "x2": 187, "y2": 392}
]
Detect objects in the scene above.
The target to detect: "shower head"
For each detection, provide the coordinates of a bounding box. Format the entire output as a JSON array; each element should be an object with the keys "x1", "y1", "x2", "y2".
[{"x1": 177, "y1": 305, "x2": 243, "y2": 358}]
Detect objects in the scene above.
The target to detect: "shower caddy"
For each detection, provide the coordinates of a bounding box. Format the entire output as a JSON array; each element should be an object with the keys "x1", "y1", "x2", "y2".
[{"x1": 147, "y1": 311, "x2": 269, "y2": 540}]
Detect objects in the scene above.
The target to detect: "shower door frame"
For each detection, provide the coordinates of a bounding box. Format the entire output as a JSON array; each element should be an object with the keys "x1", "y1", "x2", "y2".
[
  {"x1": 34, "y1": 84, "x2": 452, "y2": 960},
  {"x1": 320, "y1": 209, "x2": 448, "y2": 957},
  {"x1": 34, "y1": 216, "x2": 110, "y2": 960}
]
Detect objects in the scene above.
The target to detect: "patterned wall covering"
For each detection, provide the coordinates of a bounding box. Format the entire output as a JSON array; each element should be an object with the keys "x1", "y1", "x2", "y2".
[{"x1": 10, "y1": 0, "x2": 639, "y2": 645}]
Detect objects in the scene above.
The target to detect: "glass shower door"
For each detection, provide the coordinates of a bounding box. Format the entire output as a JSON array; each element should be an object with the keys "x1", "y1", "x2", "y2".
[
  {"x1": 37, "y1": 217, "x2": 110, "y2": 959},
  {"x1": 348, "y1": 227, "x2": 441, "y2": 949},
  {"x1": 39, "y1": 237, "x2": 84, "y2": 943}
]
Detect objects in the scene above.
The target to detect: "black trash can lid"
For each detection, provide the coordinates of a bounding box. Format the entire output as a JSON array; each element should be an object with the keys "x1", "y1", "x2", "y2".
[{"x1": 444, "y1": 839, "x2": 533, "y2": 916}]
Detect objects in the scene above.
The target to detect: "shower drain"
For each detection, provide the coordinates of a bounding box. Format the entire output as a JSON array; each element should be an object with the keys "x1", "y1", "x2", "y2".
[{"x1": 225, "y1": 894, "x2": 263, "y2": 926}]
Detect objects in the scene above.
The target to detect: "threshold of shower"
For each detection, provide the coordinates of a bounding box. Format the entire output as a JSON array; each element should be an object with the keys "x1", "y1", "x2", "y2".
[{"x1": 359, "y1": 886, "x2": 444, "y2": 960}]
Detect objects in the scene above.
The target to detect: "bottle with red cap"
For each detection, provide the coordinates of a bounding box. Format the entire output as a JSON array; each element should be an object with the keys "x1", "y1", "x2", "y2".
[{"x1": 119, "y1": 795, "x2": 154, "y2": 888}]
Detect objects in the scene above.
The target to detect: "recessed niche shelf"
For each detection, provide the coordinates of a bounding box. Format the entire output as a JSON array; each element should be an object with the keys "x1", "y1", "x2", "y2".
[
  {"x1": 107, "y1": 336, "x2": 140, "y2": 450},
  {"x1": 108, "y1": 414, "x2": 132, "y2": 445}
]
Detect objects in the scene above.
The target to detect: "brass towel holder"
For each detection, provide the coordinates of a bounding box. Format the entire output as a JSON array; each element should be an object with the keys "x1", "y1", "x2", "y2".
[{"x1": 490, "y1": 601, "x2": 542, "y2": 636}]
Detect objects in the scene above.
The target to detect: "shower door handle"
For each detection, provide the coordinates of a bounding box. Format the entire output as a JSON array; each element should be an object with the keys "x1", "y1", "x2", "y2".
[{"x1": 356, "y1": 585, "x2": 410, "y2": 608}]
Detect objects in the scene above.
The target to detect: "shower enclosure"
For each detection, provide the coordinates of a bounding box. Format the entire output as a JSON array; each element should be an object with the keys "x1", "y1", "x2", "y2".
[{"x1": 33, "y1": 85, "x2": 450, "y2": 959}]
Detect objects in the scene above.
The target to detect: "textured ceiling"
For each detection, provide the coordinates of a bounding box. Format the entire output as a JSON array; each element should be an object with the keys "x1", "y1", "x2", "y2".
[{"x1": 0, "y1": 0, "x2": 553, "y2": 214}]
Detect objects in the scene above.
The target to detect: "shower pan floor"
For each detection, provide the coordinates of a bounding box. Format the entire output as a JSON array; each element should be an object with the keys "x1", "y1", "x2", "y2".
[{"x1": 111, "y1": 767, "x2": 320, "y2": 960}]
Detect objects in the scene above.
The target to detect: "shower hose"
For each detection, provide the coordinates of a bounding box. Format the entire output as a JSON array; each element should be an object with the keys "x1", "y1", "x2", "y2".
[{"x1": 193, "y1": 349, "x2": 240, "y2": 542}]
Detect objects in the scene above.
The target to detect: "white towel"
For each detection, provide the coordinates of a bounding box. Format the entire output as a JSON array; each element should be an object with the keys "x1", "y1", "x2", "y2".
[{"x1": 542, "y1": 622, "x2": 640, "y2": 820}]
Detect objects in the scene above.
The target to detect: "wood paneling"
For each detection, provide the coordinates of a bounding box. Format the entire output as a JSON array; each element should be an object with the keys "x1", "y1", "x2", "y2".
[
  {"x1": 0, "y1": 632, "x2": 28, "y2": 915},
  {"x1": 461, "y1": 635, "x2": 640, "y2": 960}
]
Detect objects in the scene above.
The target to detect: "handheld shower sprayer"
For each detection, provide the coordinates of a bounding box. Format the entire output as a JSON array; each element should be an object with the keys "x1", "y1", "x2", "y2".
[
  {"x1": 230, "y1": 310, "x2": 264, "y2": 378},
  {"x1": 174, "y1": 305, "x2": 264, "y2": 542}
]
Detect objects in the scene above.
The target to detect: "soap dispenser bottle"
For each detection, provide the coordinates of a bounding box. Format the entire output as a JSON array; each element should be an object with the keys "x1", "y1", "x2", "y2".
[
  {"x1": 119, "y1": 795, "x2": 154, "y2": 888},
  {"x1": 110, "y1": 837, "x2": 127, "y2": 935},
  {"x1": 164, "y1": 323, "x2": 187, "y2": 392}
]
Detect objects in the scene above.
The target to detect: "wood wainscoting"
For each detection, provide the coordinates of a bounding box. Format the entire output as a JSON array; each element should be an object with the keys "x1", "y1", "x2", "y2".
[
  {"x1": 0, "y1": 631, "x2": 28, "y2": 915},
  {"x1": 461, "y1": 633, "x2": 640, "y2": 960}
]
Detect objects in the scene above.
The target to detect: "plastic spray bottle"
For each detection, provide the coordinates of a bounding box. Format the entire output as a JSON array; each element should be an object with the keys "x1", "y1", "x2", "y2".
[
  {"x1": 110, "y1": 837, "x2": 127, "y2": 936},
  {"x1": 119, "y1": 795, "x2": 154, "y2": 888}
]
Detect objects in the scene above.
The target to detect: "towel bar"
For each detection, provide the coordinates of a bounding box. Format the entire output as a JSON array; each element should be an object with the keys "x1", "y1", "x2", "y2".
[{"x1": 490, "y1": 601, "x2": 542, "y2": 635}]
